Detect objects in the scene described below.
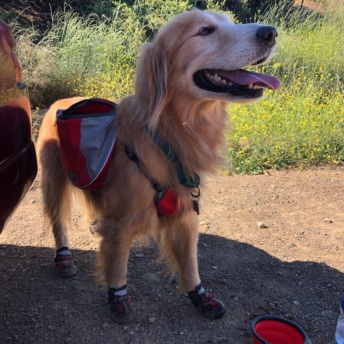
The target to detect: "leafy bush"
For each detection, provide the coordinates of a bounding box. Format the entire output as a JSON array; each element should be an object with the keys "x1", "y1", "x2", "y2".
[
  {"x1": 15, "y1": 0, "x2": 201, "y2": 107},
  {"x1": 213, "y1": 0, "x2": 294, "y2": 23}
]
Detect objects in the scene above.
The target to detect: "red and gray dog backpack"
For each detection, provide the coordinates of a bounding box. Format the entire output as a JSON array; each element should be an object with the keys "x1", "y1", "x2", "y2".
[{"x1": 55, "y1": 98, "x2": 117, "y2": 191}]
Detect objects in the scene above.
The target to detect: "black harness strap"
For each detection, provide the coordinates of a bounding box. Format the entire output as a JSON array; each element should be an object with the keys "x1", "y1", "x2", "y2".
[
  {"x1": 144, "y1": 124, "x2": 200, "y2": 189},
  {"x1": 124, "y1": 145, "x2": 164, "y2": 192},
  {"x1": 125, "y1": 145, "x2": 180, "y2": 216}
]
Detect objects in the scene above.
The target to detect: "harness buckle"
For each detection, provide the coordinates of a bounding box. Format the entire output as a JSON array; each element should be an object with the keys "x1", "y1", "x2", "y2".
[{"x1": 191, "y1": 186, "x2": 201, "y2": 215}]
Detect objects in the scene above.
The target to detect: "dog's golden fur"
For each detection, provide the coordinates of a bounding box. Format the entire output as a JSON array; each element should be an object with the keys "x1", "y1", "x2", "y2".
[{"x1": 37, "y1": 10, "x2": 278, "y2": 299}]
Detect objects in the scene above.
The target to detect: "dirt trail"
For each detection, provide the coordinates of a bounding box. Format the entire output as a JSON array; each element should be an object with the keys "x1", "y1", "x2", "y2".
[{"x1": 1, "y1": 167, "x2": 344, "y2": 343}]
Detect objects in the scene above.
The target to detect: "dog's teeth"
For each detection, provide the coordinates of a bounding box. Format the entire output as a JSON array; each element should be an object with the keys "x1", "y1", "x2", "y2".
[
  {"x1": 214, "y1": 74, "x2": 221, "y2": 82},
  {"x1": 205, "y1": 71, "x2": 214, "y2": 80},
  {"x1": 206, "y1": 73, "x2": 214, "y2": 80},
  {"x1": 204, "y1": 71, "x2": 232, "y2": 86},
  {"x1": 248, "y1": 83, "x2": 253, "y2": 89}
]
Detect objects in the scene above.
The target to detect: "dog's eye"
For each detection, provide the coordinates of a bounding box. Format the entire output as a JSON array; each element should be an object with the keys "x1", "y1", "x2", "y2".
[{"x1": 197, "y1": 26, "x2": 215, "y2": 36}]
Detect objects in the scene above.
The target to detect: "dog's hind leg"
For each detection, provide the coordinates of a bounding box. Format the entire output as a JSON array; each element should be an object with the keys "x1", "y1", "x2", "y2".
[
  {"x1": 161, "y1": 213, "x2": 226, "y2": 320},
  {"x1": 83, "y1": 192, "x2": 104, "y2": 236},
  {"x1": 39, "y1": 139, "x2": 77, "y2": 278}
]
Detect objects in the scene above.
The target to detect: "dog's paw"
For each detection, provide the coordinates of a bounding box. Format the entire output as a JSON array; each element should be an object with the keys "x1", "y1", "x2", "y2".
[
  {"x1": 109, "y1": 294, "x2": 136, "y2": 324},
  {"x1": 188, "y1": 284, "x2": 226, "y2": 320},
  {"x1": 54, "y1": 253, "x2": 77, "y2": 278}
]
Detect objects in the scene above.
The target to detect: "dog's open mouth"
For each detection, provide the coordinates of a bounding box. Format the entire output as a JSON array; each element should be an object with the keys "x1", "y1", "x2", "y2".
[{"x1": 193, "y1": 69, "x2": 280, "y2": 98}]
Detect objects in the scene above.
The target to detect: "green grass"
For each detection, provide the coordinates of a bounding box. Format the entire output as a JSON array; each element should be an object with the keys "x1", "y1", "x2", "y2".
[
  {"x1": 12, "y1": 0, "x2": 344, "y2": 173},
  {"x1": 227, "y1": 1, "x2": 344, "y2": 173},
  {"x1": 228, "y1": 87, "x2": 344, "y2": 174}
]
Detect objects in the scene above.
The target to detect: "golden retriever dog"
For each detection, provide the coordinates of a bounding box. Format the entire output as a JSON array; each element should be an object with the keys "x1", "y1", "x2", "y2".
[{"x1": 37, "y1": 9, "x2": 280, "y2": 323}]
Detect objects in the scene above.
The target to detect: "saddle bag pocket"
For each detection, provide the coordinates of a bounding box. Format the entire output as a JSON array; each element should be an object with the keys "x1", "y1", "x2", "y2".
[{"x1": 55, "y1": 98, "x2": 117, "y2": 190}]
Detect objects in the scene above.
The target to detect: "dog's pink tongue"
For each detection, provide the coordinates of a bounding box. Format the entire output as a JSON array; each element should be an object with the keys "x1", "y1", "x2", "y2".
[{"x1": 220, "y1": 69, "x2": 280, "y2": 90}]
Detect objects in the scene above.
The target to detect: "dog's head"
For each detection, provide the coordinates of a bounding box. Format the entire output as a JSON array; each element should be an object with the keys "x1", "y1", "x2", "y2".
[{"x1": 136, "y1": 10, "x2": 280, "y2": 125}]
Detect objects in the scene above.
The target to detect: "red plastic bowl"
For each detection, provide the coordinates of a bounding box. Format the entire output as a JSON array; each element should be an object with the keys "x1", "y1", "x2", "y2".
[{"x1": 251, "y1": 316, "x2": 310, "y2": 344}]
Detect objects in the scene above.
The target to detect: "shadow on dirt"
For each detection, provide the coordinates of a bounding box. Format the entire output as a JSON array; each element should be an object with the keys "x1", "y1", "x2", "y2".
[{"x1": 0, "y1": 233, "x2": 342, "y2": 344}]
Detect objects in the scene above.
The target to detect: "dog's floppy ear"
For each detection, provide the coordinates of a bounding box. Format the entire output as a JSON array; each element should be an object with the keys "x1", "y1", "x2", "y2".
[{"x1": 135, "y1": 40, "x2": 169, "y2": 128}]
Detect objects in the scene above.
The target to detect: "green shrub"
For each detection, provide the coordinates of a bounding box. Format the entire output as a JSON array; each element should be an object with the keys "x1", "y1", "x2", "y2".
[
  {"x1": 15, "y1": 0, "x2": 199, "y2": 107},
  {"x1": 219, "y1": 0, "x2": 294, "y2": 23}
]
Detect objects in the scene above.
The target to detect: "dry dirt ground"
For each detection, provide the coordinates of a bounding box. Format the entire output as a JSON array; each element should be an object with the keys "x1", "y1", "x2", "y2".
[{"x1": 1, "y1": 166, "x2": 344, "y2": 344}]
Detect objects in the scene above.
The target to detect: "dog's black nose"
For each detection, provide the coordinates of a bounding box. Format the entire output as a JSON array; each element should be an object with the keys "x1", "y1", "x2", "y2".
[{"x1": 256, "y1": 26, "x2": 278, "y2": 47}]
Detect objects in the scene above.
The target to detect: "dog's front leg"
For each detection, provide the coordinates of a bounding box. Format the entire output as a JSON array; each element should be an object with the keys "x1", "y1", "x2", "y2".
[
  {"x1": 162, "y1": 213, "x2": 201, "y2": 292},
  {"x1": 98, "y1": 224, "x2": 136, "y2": 324},
  {"x1": 162, "y1": 213, "x2": 226, "y2": 319}
]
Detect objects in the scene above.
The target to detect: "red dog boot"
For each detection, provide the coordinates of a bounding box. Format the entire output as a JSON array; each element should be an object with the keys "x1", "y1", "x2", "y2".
[
  {"x1": 108, "y1": 286, "x2": 136, "y2": 324},
  {"x1": 54, "y1": 247, "x2": 77, "y2": 278},
  {"x1": 188, "y1": 284, "x2": 226, "y2": 319}
]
